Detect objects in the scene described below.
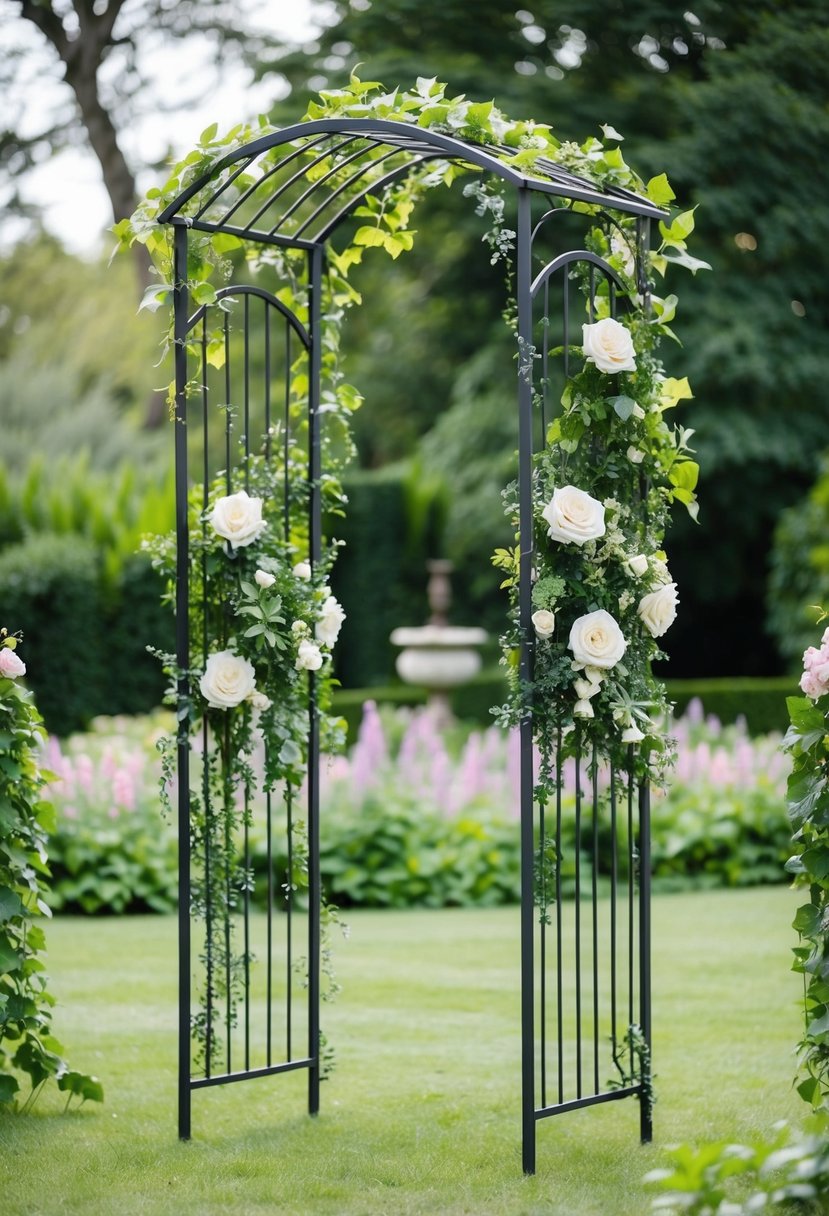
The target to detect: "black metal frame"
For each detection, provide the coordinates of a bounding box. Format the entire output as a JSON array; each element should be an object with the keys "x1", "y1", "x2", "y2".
[{"x1": 162, "y1": 118, "x2": 665, "y2": 1171}]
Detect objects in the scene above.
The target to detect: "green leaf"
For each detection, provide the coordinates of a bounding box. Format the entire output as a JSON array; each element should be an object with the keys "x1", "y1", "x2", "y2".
[
  {"x1": 797, "y1": 1076, "x2": 821, "y2": 1106},
  {"x1": 669, "y1": 461, "x2": 699, "y2": 493},
  {"x1": 0, "y1": 1074, "x2": 19, "y2": 1103},
  {"x1": 794, "y1": 902, "x2": 822, "y2": 936},
  {"x1": 0, "y1": 886, "x2": 24, "y2": 924},
  {"x1": 611, "y1": 395, "x2": 637, "y2": 421},
  {"x1": 57, "y1": 1070, "x2": 104, "y2": 1104},
  {"x1": 0, "y1": 933, "x2": 21, "y2": 972},
  {"x1": 353, "y1": 226, "x2": 387, "y2": 249},
  {"x1": 138, "y1": 283, "x2": 170, "y2": 314},
  {"x1": 192, "y1": 282, "x2": 218, "y2": 306},
  {"x1": 646, "y1": 173, "x2": 676, "y2": 205}
]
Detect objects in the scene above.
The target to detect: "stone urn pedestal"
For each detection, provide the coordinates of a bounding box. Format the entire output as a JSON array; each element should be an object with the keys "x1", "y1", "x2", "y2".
[{"x1": 390, "y1": 560, "x2": 487, "y2": 724}]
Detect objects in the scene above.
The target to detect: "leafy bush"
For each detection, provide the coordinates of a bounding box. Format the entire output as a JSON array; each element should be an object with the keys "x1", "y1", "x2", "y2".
[
  {"x1": 42, "y1": 717, "x2": 177, "y2": 915},
  {"x1": 42, "y1": 700, "x2": 793, "y2": 915},
  {"x1": 767, "y1": 449, "x2": 829, "y2": 667},
  {"x1": 0, "y1": 633, "x2": 102, "y2": 1110}
]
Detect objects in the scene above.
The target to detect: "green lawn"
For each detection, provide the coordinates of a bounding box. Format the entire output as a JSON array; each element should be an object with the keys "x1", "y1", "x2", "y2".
[{"x1": 0, "y1": 889, "x2": 805, "y2": 1216}]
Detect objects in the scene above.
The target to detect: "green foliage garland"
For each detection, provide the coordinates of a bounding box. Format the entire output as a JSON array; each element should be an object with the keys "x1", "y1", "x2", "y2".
[{"x1": 0, "y1": 631, "x2": 102, "y2": 1111}]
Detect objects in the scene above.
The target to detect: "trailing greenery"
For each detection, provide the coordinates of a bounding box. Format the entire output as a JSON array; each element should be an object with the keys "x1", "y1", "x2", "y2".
[{"x1": 0, "y1": 631, "x2": 102, "y2": 1112}]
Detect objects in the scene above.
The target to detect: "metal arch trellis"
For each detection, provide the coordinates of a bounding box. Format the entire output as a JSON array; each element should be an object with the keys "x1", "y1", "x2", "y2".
[{"x1": 161, "y1": 116, "x2": 666, "y2": 1174}]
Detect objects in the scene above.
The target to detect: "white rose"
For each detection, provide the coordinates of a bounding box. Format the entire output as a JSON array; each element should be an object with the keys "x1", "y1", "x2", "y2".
[
  {"x1": 621, "y1": 723, "x2": 646, "y2": 744},
  {"x1": 627, "y1": 554, "x2": 649, "y2": 578},
  {"x1": 531, "y1": 609, "x2": 555, "y2": 639},
  {"x1": 627, "y1": 446, "x2": 645, "y2": 465},
  {"x1": 248, "y1": 690, "x2": 272, "y2": 710},
  {"x1": 610, "y1": 230, "x2": 636, "y2": 277},
  {"x1": 209, "y1": 491, "x2": 266, "y2": 548},
  {"x1": 542, "y1": 486, "x2": 606, "y2": 546},
  {"x1": 584, "y1": 665, "x2": 606, "y2": 686},
  {"x1": 638, "y1": 582, "x2": 679, "y2": 638},
  {"x1": 574, "y1": 699, "x2": 595, "y2": 719},
  {"x1": 568, "y1": 609, "x2": 627, "y2": 670},
  {"x1": 199, "y1": 650, "x2": 257, "y2": 709},
  {"x1": 582, "y1": 317, "x2": 637, "y2": 374},
  {"x1": 254, "y1": 569, "x2": 276, "y2": 589},
  {"x1": 295, "y1": 639, "x2": 324, "y2": 671},
  {"x1": 573, "y1": 677, "x2": 601, "y2": 700},
  {"x1": 0, "y1": 648, "x2": 26, "y2": 679},
  {"x1": 291, "y1": 620, "x2": 308, "y2": 637},
  {"x1": 316, "y1": 595, "x2": 346, "y2": 648},
  {"x1": 293, "y1": 561, "x2": 312, "y2": 580}
]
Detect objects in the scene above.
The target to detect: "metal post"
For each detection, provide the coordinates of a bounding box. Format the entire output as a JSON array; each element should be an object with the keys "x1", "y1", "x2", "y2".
[
  {"x1": 516, "y1": 186, "x2": 536, "y2": 1177},
  {"x1": 307, "y1": 244, "x2": 323, "y2": 1117},
  {"x1": 638, "y1": 778, "x2": 653, "y2": 1143},
  {"x1": 173, "y1": 221, "x2": 192, "y2": 1142}
]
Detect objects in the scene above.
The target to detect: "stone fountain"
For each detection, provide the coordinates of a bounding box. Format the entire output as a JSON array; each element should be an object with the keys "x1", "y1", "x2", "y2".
[{"x1": 390, "y1": 559, "x2": 488, "y2": 723}]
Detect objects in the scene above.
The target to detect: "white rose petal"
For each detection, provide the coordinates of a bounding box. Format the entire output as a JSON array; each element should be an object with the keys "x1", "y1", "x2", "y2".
[
  {"x1": 574, "y1": 698, "x2": 595, "y2": 719},
  {"x1": 582, "y1": 317, "x2": 637, "y2": 375},
  {"x1": 293, "y1": 561, "x2": 312, "y2": 580},
  {"x1": 199, "y1": 650, "x2": 257, "y2": 710},
  {"x1": 542, "y1": 485, "x2": 606, "y2": 547},
  {"x1": 584, "y1": 665, "x2": 606, "y2": 686},
  {"x1": 531, "y1": 609, "x2": 556, "y2": 639},
  {"x1": 316, "y1": 594, "x2": 346, "y2": 648},
  {"x1": 621, "y1": 724, "x2": 646, "y2": 743},
  {"x1": 295, "y1": 639, "x2": 324, "y2": 671},
  {"x1": 631, "y1": 404, "x2": 645, "y2": 419},
  {"x1": 627, "y1": 446, "x2": 645, "y2": 464},
  {"x1": 574, "y1": 678, "x2": 601, "y2": 701},
  {"x1": 209, "y1": 490, "x2": 266, "y2": 548},
  {"x1": 254, "y1": 568, "x2": 276, "y2": 589},
  {"x1": 638, "y1": 582, "x2": 679, "y2": 638},
  {"x1": 568, "y1": 609, "x2": 627, "y2": 670},
  {"x1": 627, "y1": 554, "x2": 649, "y2": 578}
]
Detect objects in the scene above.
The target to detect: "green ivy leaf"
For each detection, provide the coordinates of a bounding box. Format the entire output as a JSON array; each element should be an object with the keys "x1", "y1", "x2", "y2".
[
  {"x1": 610, "y1": 395, "x2": 637, "y2": 421},
  {"x1": 645, "y1": 173, "x2": 676, "y2": 205}
]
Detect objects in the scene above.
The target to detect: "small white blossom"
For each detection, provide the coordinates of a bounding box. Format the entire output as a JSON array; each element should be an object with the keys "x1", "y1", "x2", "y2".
[{"x1": 254, "y1": 569, "x2": 276, "y2": 589}]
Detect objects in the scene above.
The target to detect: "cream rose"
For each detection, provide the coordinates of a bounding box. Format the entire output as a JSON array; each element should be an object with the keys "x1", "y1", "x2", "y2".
[
  {"x1": 254, "y1": 569, "x2": 276, "y2": 589},
  {"x1": 199, "y1": 650, "x2": 256, "y2": 709},
  {"x1": 621, "y1": 723, "x2": 646, "y2": 743},
  {"x1": 296, "y1": 639, "x2": 324, "y2": 671},
  {"x1": 316, "y1": 595, "x2": 346, "y2": 647},
  {"x1": 0, "y1": 648, "x2": 26, "y2": 679},
  {"x1": 627, "y1": 554, "x2": 648, "y2": 578},
  {"x1": 573, "y1": 677, "x2": 601, "y2": 701},
  {"x1": 627, "y1": 445, "x2": 645, "y2": 465},
  {"x1": 574, "y1": 699, "x2": 595, "y2": 719},
  {"x1": 531, "y1": 609, "x2": 555, "y2": 639},
  {"x1": 638, "y1": 582, "x2": 679, "y2": 638},
  {"x1": 209, "y1": 490, "x2": 266, "y2": 548},
  {"x1": 293, "y1": 561, "x2": 312, "y2": 580},
  {"x1": 568, "y1": 609, "x2": 627, "y2": 670},
  {"x1": 582, "y1": 317, "x2": 637, "y2": 374},
  {"x1": 542, "y1": 486, "x2": 606, "y2": 546},
  {"x1": 249, "y1": 690, "x2": 272, "y2": 711}
]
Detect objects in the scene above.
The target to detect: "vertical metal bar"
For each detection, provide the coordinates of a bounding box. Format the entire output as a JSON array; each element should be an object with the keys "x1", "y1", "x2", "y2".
[
  {"x1": 574, "y1": 746, "x2": 582, "y2": 1100},
  {"x1": 284, "y1": 327, "x2": 291, "y2": 541},
  {"x1": 562, "y1": 272, "x2": 570, "y2": 381},
  {"x1": 264, "y1": 301, "x2": 271, "y2": 460},
  {"x1": 539, "y1": 793, "x2": 546, "y2": 1110},
  {"x1": 588, "y1": 266, "x2": 596, "y2": 322},
  {"x1": 244, "y1": 294, "x2": 250, "y2": 490},
  {"x1": 223, "y1": 717, "x2": 232, "y2": 1076},
  {"x1": 541, "y1": 279, "x2": 549, "y2": 439},
  {"x1": 307, "y1": 245, "x2": 323, "y2": 1117},
  {"x1": 610, "y1": 763, "x2": 618, "y2": 1059},
  {"x1": 224, "y1": 314, "x2": 232, "y2": 494},
  {"x1": 628, "y1": 750, "x2": 635, "y2": 1042},
  {"x1": 591, "y1": 746, "x2": 600, "y2": 1095},
  {"x1": 244, "y1": 782, "x2": 251, "y2": 1072},
  {"x1": 638, "y1": 776, "x2": 653, "y2": 1143},
  {"x1": 203, "y1": 715, "x2": 213, "y2": 1081},
  {"x1": 286, "y1": 787, "x2": 293, "y2": 1061},
  {"x1": 555, "y1": 727, "x2": 563, "y2": 1106},
  {"x1": 266, "y1": 771, "x2": 273, "y2": 1068},
  {"x1": 517, "y1": 187, "x2": 536, "y2": 1176},
  {"x1": 173, "y1": 223, "x2": 192, "y2": 1141}
]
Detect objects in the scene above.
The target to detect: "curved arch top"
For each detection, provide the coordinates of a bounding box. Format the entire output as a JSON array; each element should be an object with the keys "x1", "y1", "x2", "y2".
[{"x1": 159, "y1": 117, "x2": 665, "y2": 248}]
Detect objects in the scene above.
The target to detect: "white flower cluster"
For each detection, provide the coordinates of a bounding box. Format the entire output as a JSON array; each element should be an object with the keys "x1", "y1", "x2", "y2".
[{"x1": 198, "y1": 491, "x2": 347, "y2": 709}]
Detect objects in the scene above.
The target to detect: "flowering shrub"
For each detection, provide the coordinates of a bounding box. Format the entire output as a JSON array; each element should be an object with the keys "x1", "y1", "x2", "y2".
[
  {"x1": 42, "y1": 701, "x2": 790, "y2": 914},
  {"x1": 0, "y1": 630, "x2": 102, "y2": 1111}
]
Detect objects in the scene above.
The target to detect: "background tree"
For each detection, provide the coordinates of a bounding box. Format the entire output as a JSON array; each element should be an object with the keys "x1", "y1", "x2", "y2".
[{"x1": 270, "y1": 0, "x2": 829, "y2": 678}]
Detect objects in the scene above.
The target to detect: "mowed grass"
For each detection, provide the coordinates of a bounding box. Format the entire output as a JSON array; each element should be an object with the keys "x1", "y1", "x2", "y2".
[{"x1": 0, "y1": 888, "x2": 805, "y2": 1216}]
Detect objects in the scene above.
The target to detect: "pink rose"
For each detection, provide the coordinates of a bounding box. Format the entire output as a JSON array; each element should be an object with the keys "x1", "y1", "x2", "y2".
[
  {"x1": 801, "y1": 640, "x2": 829, "y2": 699},
  {"x1": 0, "y1": 647, "x2": 26, "y2": 679}
]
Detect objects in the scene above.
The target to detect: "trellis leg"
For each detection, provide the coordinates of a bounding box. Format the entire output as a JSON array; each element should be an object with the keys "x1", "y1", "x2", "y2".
[
  {"x1": 307, "y1": 244, "x2": 324, "y2": 1118},
  {"x1": 173, "y1": 221, "x2": 192, "y2": 1142},
  {"x1": 638, "y1": 779, "x2": 653, "y2": 1143},
  {"x1": 516, "y1": 185, "x2": 536, "y2": 1177}
]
